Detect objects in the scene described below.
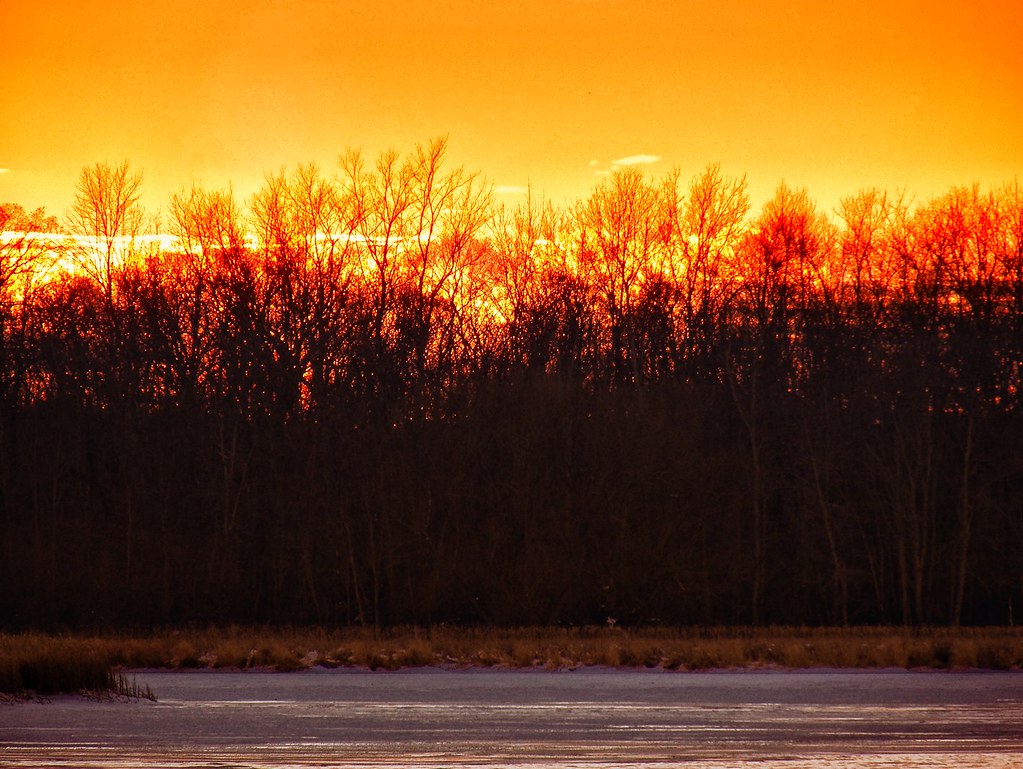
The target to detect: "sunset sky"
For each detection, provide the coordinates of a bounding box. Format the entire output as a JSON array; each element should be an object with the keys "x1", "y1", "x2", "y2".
[{"x1": 3, "y1": 0, "x2": 1021, "y2": 222}]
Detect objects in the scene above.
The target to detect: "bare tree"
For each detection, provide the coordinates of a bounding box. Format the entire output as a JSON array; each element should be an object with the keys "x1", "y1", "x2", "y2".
[
  {"x1": 170, "y1": 184, "x2": 244, "y2": 258},
  {"x1": 339, "y1": 145, "x2": 415, "y2": 374},
  {"x1": 739, "y1": 183, "x2": 838, "y2": 335},
  {"x1": 401, "y1": 139, "x2": 493, "y2": 381},
  {"x1": 156, "y1": 185, "x2": 245, "y2": 405},
  {"x1": 0, "y1": 205, "x2": 63, "y2": 417},
  {"x1": 0, "y1": 204, "x2": 62, "y2": 303},
  {"x1": 576, "y1": 167, "x2": 661, "y2": 381},
  {"x1": 672, "y1": 164, "x2": 749, "y2": 370},
  {"x1": 838, "y1": 189, "x2": 910, "y2": 322},
  {"x1": 487, "y1": 190, "x2": 571, "y2": 369},
  {"x1": 66, "y1": 161, "x2": 145, "y2": 305},
  {"x1": 992, "y1": 180, "x2": 1023, "y2": 317},
  {"x1": 338, "y1": 138, "x2": 492, "y2": 391},
  {"x1": 249, "y1": 164, "x2": 364, "y2": 410}
]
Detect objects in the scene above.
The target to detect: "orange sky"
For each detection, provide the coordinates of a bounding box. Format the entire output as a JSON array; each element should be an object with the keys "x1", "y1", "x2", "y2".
[{"x1": 2, "y1": 0, "x2": 1021, "y2": 221}]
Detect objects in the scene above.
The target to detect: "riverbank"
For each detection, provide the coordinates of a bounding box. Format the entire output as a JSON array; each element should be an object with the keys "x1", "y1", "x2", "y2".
[{"x1": 2, "y1": 625, "x2": 1021, "y2": 697}]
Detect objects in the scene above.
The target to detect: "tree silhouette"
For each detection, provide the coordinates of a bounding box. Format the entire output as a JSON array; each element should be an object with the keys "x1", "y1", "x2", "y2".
[{"x1": 1, "y1": 149, "x2": 1022, "y2": 629}]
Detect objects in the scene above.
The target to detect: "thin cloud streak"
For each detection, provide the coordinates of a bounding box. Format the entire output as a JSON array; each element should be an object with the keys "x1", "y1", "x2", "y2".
[{"x1": 612, "y1": 154, "x2": 661, "y2": 167}]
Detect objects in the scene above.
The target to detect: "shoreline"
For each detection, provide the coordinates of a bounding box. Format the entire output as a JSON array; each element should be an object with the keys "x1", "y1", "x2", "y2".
[{"x1": 3, "y1": 625, "x2": 1022, "y2": 697}]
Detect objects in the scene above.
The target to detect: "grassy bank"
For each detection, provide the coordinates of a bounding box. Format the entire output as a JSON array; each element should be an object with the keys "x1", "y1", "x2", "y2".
[
  {"x1": 0, "y1": 633, "x2": 156, "y2": 700},
  {"x1": 2, "y1": 626, "x2": 1021, "y2": 696}
]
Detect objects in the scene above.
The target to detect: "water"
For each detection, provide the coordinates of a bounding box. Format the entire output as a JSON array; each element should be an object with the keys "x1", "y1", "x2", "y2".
[{"x1": 2, "y1": 668, "x2": 1022, "y2": 767}]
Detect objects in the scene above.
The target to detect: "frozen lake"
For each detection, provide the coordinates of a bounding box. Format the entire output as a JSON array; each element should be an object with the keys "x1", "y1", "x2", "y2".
[{"x1": 2, "y1": 668, "x2": 1022, "y2": 767}]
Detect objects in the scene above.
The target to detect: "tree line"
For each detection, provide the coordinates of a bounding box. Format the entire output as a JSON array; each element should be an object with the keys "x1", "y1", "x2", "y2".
[{"x1": 1, "y1": 140, "x2": 1022, "y2": 629}]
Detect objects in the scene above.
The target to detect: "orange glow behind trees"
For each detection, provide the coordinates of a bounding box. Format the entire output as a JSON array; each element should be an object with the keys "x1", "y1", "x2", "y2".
[
  {"x1": 10, "y1": 143, "x2": 1015, "y2": 408},
  {"x1": 3, "y1": 142, "x2": 1023, "y2": 413}
]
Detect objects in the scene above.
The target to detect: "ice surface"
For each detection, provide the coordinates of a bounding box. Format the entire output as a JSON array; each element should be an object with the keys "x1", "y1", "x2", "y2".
[{"x1": 3, "y1": 668, "x2": 1022, "y2": 767}]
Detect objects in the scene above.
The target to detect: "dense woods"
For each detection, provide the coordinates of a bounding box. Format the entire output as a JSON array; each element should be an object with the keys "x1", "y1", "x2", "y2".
[{"x1": 1, "y1": 142, "x2": 1021, "y2": 630}]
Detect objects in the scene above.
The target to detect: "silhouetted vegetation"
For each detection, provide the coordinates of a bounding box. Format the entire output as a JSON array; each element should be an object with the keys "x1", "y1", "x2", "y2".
[{"x1": 1, "y1": 144, "x2": 1022, "y2": 630}]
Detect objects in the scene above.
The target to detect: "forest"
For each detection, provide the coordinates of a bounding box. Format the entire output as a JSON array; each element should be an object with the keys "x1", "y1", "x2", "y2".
[{"x1": 1, "y1": 140, "x2": 1021, "y2": 630}]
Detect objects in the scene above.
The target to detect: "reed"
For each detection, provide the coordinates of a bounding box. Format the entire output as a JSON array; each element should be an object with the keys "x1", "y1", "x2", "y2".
[
  {"x1": 2, "y1": 625, "x2": 1020, "y2": 696},
  {"x1": 0, "y1": 633, "x2": 156, "y2": 699}
]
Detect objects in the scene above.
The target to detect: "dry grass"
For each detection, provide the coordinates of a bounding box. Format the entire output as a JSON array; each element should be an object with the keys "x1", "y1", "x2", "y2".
[
  {"x1": 0, "y1": 633, "x2": 156, "y2": 700},
  {"x1": 2, "y1": 626, "x2": 1021, "y2": 696}
]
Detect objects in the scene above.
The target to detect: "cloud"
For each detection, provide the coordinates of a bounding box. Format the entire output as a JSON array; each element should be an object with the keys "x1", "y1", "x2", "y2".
[
  {"x1": 0, "y1": 168, "x2": 11, "y2": 174},
  {"x1": 611, "y1": 154, "x2": 661, "y2": 167},
  {"x1": 494, "y1": 184, "x2": 528, "y2": 195},
  {"x1": 589, "y1": 155, "x2": 661, "y2": 178}
]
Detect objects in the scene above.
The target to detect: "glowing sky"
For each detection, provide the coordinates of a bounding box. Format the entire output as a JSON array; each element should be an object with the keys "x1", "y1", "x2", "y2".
[{"x1": 2, "y1": 0, "x2": 1021, "y2": 220}]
